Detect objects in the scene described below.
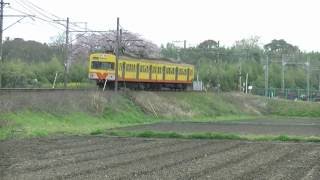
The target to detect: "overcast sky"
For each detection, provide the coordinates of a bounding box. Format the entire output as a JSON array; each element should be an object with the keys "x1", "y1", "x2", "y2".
[{"x1": 3, "y1": 0, "x2": 320, "y2": 51}]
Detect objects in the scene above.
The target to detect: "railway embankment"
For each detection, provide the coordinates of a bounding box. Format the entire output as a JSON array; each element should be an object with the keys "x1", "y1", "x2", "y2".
[{"x1": 1, "y1": 90, "x2": 320, "y2": 140}]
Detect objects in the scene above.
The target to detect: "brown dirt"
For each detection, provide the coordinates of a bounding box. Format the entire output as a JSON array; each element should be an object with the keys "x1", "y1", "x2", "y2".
[
  {"x1": 1, "y1": 136, "x2": 319, "y2": 180},
  {"x1": 118, "y1": 118, "x2": 320, "y2": 136}
]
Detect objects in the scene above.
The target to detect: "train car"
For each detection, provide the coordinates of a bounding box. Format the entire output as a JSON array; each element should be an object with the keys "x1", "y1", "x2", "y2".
[{"x1": 88, "y1": 53, "x2": 194, "y2": 90}]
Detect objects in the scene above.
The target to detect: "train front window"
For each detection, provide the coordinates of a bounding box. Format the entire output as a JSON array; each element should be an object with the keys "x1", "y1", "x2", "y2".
[{"x1": 91, "y1": 61, "x2": 114, "y2": 70}]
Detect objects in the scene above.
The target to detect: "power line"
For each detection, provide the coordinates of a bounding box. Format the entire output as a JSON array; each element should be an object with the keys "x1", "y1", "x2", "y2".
[
  {"x1": 13, "y1": 0, "x2": 79, "y2": 31},
  {"x1": 22, "y1": 0, "x2": 61, "y2": 19},
  {"x1": 15, "y1": 0, "x2": 94, "y2": 32},
  {"x1": 7, "y1": 6, "x2": 65, "y2": 31},
  {"x1": 13, "y1": 0, "x2": 51, "y2": 21},
  {"x1": 16, "y1": 0, "x2": 60, "y2": 21}
]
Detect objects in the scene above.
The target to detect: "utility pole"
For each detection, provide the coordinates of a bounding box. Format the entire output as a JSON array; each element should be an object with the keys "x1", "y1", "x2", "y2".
[
  {"x1": 54, "y1": 17, "x2": 70, "y2": 88},
  {"x1": 281, "y1": 56, "x2": 286, "y2": 96},
  {"x1": 306, "y1": 58, "x2": 310, "y2": 101},
  {"x1": 0, "y1": 0, "x2": 8, "y2": 88},
  {"x1": 64, "y1": 17, "x2": 69, "y2": 88},
  {"x1": 216, "y1": 41, "x2": 220, "y2": 88},
  {"x1": 245, "y1": 73, "x2": 248, "y2": 94},
  {"x1": 0, "y1": 0, "x2": 4, "y2": 88},
  {"x1": 0, "y1": 0, "x2": 34, "y2": 88},
  {"x1": 264, "y1": 56, "x2": 269, "y2": 97},
  {"x1": 115, "y1": 17, "x2": 120, "y2": 92},
  {"x1": 318, "y1": 73, "x2": 320, "y2": 92},
  {"x1": 239, "y1": 57, "x2": 242, "y2": 92}
]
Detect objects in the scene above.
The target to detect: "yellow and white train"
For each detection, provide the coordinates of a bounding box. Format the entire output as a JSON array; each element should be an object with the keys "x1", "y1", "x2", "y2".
[{"x1": 88, "y1": 53, "x2": 194, "y2": 90}]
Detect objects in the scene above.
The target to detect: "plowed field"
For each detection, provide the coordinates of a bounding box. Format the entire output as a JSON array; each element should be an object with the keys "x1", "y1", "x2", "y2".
[
  {"x1": 119, "y1": 119, "x2": 320, "y2": 136},
  {"x1": 1, "y1": 136, "x2": 319, "y2": 180}
]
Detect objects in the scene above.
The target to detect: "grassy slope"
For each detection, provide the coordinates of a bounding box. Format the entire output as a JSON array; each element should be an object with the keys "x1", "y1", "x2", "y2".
[{"x1": 1, "y1": 91, "x2": 320, "y2": 140}]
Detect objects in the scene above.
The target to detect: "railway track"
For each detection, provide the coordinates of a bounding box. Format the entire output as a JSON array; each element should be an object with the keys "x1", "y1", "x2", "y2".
[
  {"x1": 0, "y1": 88, "x2": 202, "y2": 93},
  {"x1": 0, "y1": 88, "x2": 100, "y2": 92}
]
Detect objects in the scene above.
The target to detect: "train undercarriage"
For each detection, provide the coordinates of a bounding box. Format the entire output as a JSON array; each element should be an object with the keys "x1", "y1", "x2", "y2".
[{"x1": 96, "y1": 80, "x2": 190, "y2": 90}]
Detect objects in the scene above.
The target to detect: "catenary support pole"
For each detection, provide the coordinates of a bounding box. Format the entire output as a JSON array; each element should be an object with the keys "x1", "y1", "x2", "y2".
[
  {"x1": 0, "y1": 0, "x2": 4, "y2": 88},
  {"x1": 115, "y1": 17, "x2": 120, "y2": 92},
  {"x1": 264, "y1": 56, "x2": 269, "y2": 97},
  {"x1": 64, "y1": 17, "x2": 69, "y2": 88},
  {"x1": 281, "y1": 56, "x2": 285, "y2": 96}
]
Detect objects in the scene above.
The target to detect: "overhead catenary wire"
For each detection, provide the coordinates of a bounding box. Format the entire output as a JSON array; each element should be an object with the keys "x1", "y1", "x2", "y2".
[
  {"x1": 7, "y1": 6, "x2": 65, "y2": 31},
  {"x1": 13, "y1": 0, "x2": 80, "y2": 31},
  {"x1": 21, "y1": 0, "x2": 61, "y2": 19},
  {"x1": 14, "y1": 1, "x2": 116, "y2": 39}
]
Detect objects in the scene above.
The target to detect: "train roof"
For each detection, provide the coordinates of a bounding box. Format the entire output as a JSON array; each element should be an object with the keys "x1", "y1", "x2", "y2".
[{"x1": 90, "y1": 53, "x2": 194, "y2": 67}]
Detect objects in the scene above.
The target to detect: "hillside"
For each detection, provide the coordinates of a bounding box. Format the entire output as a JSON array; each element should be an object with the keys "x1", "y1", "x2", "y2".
[{"x1": 1, "y1": 90, "x2": 320, "y2": 140}]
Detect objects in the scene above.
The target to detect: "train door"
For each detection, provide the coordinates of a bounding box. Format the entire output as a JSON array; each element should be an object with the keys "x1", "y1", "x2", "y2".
[
  {"x1": 187, "y1": 68, "x2": 190, "y2": 81},
  {"x1": 136, "y1": 64, "x2": 140, "y2": 80},
  {"x1": 175, "y1": 67, "x2": 178, "y2": 81},
  {"x1": 162, "y1": 66, "x2": 166, "y2": 80},
  {"x1": 149, "y1": 65, "x2": 152, "y2": 80},
  {"x1": 122, "y1": 62, "x2": 126, "y2": 80}
]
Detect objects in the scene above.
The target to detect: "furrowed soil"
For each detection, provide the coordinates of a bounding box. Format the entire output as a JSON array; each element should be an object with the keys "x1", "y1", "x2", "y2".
[
  {"x1": 1, "y1": 136, "x2": 319, "y2": 180},
  {"x1": 118, "y1": 118, "x2": 320, "y2": 136},
  {"x1": 1, "y1": 91, "x2": 320, "y2": 179}
]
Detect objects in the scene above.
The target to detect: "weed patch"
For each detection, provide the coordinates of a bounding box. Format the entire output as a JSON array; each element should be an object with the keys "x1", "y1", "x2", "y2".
[{"x1": 105, "y1": 130, "x2": 320, "y2": 143}]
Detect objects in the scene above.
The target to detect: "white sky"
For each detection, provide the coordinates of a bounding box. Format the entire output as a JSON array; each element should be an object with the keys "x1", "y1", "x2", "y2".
[{"x1": 3, "y1": 0, "x2": 320, "y2": 51}]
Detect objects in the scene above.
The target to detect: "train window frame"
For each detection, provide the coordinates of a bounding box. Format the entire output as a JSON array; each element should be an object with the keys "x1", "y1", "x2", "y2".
[{"x1": 91, "y1": 61, "x2": 114, "y2": 70}]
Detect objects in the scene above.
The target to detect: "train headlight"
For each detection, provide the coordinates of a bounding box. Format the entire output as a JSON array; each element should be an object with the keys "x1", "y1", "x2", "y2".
[{"x1": 89, "y1": 73, "x2": 97, "y2": 79}]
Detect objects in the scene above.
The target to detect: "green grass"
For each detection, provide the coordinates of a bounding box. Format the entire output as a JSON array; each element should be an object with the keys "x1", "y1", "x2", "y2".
[
  {"x1": 0, "y1": 111, "x2": 125, "y2": 140},
  {"x1": 267, "y1": 99, "x2": 320, "y2": 117},
  {"x1": 160, "y1": 92, "x2": 245, "y2": 119},
  {"x1": 104, "y1": 130, "x2": 320, "y2": 143}
]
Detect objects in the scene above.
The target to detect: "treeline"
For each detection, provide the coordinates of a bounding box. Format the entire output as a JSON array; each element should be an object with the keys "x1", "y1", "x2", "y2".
[
  {"x1": 161, "y1": 38, "x2": 320, "y2": 91},
  {"x1": 2, "y1": 36, "x2": 320, "y2": 91},
  {"x1": 0, "y1": 38, "x2": 88, "y2": 88}
]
